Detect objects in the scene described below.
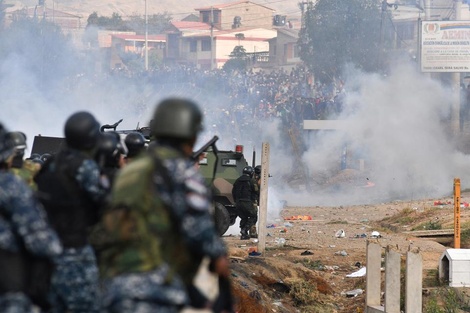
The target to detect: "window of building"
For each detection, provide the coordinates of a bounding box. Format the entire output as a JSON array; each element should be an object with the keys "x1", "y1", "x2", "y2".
[
  {"x1": 202, "y1": 11, "x2": 210, "y2": 23},
  {"x1": 201, "y1": 38, "x2": 211, "y2": 51},
  {"x1": 213, "y1": 11, "x2": 220, "y2": 24},
  {"x1": 190, "y1": 40, "x2": 197, "y2": 52}
]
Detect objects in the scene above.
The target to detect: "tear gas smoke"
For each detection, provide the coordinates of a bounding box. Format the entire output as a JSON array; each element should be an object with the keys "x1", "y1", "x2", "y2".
[{"x1": 2, "y1": 19, "x2": 470, "y2": 221}]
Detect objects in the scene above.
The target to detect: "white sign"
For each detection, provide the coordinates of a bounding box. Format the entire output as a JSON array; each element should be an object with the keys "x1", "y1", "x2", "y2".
[{"x1": 421, "y1": 21, "x2": 470, "y2": 72}]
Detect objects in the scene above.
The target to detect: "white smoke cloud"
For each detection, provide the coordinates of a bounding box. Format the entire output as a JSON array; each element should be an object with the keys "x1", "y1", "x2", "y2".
[{"x1": 275, "y1": 62, "x2": 470, "y2": 207}]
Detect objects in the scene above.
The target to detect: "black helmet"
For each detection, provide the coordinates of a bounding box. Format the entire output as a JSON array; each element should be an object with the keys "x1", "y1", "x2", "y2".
[
  {"x1": 243, "y1": 166, "x2": 254, "y2": 177},
  {"x1": 125, "y1": 132, "x2": 146, "y2": 158},
  {"x1": 7, "y1": 132, "x2": 26, "y2": 155},
  {"x1": 64, "y1": 111, "x2": 100, "y2": 150},
  {"x1": 95, "y1": 132, "x2": 120, "y2": 168},
  {"x1": 30, "y1": 153, "x2": 41, "y2": 160},
  {"x1": 0, "y1": 123, "x2": 15, "y2": 163},
  {"x1": 151, "y1": 98, "x2": 203, "y2": 139},
  {"x1": 40, "y1": 153, "x2": 52, "y2": 163},
  {"x1": 254, "y1": 165, "x2": 261, "y2": 175}
]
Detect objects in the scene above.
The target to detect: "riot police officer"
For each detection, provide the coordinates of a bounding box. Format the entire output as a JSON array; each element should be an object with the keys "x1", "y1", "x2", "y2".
[
  {"x1": 232, "y1": 166, "x2": 258, "y2": 240},
  {"x1": 6, "y1": 131, "x2": 40, "y2": 190},
  {"x1": 35, "y1": 111, "x2": 108, "y2": 313},
  {"x1": 124, "y1": 131, "x2": 146, "y2": 163},
  {"x1": 100, "y1": 98, "x2": 231, "y2": 313},
  {"x1": 95, "y1": 131, "x2": 123, "y2": 185},
  {"x1": 0, "y1": 122, "x2": 63, "y2": 312}
]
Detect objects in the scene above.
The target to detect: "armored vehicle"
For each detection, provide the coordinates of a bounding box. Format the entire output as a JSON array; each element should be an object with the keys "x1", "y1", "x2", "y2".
[{"x1": 198, "y1": 144, "x2": 249, "y2": 236}]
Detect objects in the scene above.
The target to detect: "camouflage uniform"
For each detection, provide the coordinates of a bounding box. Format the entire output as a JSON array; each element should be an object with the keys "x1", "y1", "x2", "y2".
[
  {"x1": 100, "y1": 144, "x2": 227, "y2": 313},
  {"x1": 249, "y1": 175, "x2": 260, "y2": 238},
  {"x1": 0, "y1": 171, "x2": 63, "y2": 313},
  {"x1": 11, "y1": 160, "x2": 40, "y2": 191},
  {"x1": 35, "y1": 149, "x2": 108, "y2": 313}
]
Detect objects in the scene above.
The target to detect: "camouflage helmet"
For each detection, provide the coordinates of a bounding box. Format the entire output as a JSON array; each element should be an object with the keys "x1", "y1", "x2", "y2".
[
  {"x1": 151, "y1": 98, "x2": 203, "y2": 140},
  {"x1": 125, "y1": 132, "x2": 146, "y2": 158},
  {"x1": 0, "y1": 123, "x2": 15, "y2": 163},
  {"x1": 243, "y1": 166, "x2": 254, "y2": 177},
  {"x1": 64, "y1": 111, "x2": 100, "y2": 150}
]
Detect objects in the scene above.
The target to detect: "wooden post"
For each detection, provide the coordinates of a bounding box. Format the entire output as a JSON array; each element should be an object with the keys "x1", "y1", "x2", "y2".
[
  {"x1": 454, "y1": 178, "x2": 461, "y2": 249},
  {"x1": 257, "y1": 143, "x2": 270, "y2": 254}
]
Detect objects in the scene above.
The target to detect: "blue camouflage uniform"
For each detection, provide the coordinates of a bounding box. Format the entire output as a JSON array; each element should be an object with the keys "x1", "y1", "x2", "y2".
[
  {"x1": 100, "y1": 145, "x2": 227, "y2": 313},
  {"x1": 35, "y1": 149, "x2": 108, "y2": 313},
  {"x1": 0, "y1": 171, "x2": 63, "y2": 313}
]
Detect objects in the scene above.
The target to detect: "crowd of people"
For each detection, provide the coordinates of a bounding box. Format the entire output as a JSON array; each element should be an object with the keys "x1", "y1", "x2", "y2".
[
  {"x1": 104, "y1": 64, "x2": 347, "y2": 146},
  {"x1": 0, "y1": 98, "x2": 233, "y2": 313}
]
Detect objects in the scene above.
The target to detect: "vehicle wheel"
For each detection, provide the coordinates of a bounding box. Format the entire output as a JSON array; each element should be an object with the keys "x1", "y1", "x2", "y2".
[{"x1": 214, "y1": 202, "x2": 230, "y2": 236}]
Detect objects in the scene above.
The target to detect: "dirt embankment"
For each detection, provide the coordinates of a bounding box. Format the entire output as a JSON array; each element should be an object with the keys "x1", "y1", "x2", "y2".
[{"x1": 221, "y1": 193, "x2": 470, "y2": 312}]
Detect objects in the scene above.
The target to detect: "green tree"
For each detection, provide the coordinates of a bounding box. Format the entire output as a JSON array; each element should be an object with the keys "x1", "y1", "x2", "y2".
[
  {"x1": 298, "y1": 0, "x2": 390, "y2": 83},
  {"x1": 127, "y1": 12, "x2": 172, "y2": 35},
  {"x1": 223, "y1": 45, "x2": 247, "y2": 73},
  {"x1": 86, "y1": 12, "x2": 129, "y2": 31}
]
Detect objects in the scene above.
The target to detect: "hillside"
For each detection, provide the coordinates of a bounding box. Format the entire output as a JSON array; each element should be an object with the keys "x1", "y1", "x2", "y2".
[{"x1": 4, "y1": 0, "x2": 301, "y2": 20}]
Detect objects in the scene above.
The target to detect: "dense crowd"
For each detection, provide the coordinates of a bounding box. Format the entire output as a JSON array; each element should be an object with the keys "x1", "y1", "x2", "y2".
[{"x1": 108, "y1": 65, "x2": 347, "y2": 140}]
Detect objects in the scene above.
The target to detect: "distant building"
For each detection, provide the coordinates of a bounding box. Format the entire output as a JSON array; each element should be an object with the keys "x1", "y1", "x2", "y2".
[
  {"x1": 267, "y1": 28, "x2": 301, "y2": 70},
  {"x1": 194, "y1": 0, "x2": 274, "y2": 31},
  {"x1": 180, "y1": 27, "x2": 276, "y2": 69},
  {"x1": 110, "y1": 33, "x2": 166, "y2": 69},
  {"x1": 7, "y1": 6, "x2": 82, "y2": 29}
]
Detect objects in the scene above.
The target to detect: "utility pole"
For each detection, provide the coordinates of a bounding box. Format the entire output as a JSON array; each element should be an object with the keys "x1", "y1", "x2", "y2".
[
  {"x1": 144, "y1": 0, "x2": 149, "y2": 71},
  {"x1": 210, "y1": 6, "x2": 214, "y2": 70}
]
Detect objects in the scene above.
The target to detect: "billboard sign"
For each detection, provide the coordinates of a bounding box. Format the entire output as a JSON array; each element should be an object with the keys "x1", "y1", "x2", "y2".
[{"x1": 421, "y1": 21, "x2": 470, "y2": 72}]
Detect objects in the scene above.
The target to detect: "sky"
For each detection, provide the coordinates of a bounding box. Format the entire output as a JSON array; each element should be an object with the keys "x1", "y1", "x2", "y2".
[{"x1": 2, "y1": 18, "x2": 470, "y2": 219}]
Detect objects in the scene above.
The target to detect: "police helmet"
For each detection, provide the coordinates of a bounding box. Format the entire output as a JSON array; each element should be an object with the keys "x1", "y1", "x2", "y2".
[
  {"x1": 95, "y1": 132, "x2": 120, "y2": 168},
  {"x1": 254, "y1": 165, "x2": 261, "y2": 175},
  {"x1": 6, "y1": 132, "x2": 27, "y2": 150},
  {"x1": 0, "y1": 123, "x2": 15, "y2": 163},
  {"x1": 30, "y1": 153, "x2": 41, "y2": 160},
  {"x1": 243, "y1": 166, "x2": 254, "y2": 177},
  {"x1": 64, "y1": 111, "x2": 100, "y2": 150},
  {"x1": 125, "y1": 132, "x2": 146, "y2": 158},
  {"x1": 151, "y1": 98, "x2": 203, "y2": 140},
  {"x1": 40, "y1": 153, "x2": 52, "y2": 163}
]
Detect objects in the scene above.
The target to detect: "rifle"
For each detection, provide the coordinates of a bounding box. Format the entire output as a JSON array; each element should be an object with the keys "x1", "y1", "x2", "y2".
[
  {"x1": 100, "y1": 119, "x2": 123, "y2": 132},
  {"x1": 191, "y1": 135, "x2": 219, "y2": 162}
]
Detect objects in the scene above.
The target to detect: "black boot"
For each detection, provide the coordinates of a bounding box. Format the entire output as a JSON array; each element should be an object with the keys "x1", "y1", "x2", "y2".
[{"x1": 240, "y1": 229, "x2": 250, "y2": 240}]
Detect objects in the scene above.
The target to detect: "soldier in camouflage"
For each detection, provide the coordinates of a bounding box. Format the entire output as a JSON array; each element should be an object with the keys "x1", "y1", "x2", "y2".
[
  {"x1": 250, "y1": 165, "x2": 262, "y2": 238},
  {"x1": 99, "y1": 98, "x2": 231, "y2": 313},
  {"x1": 6, "y1": 131, "x2": 40, "y2": 190},
  {"x1": 34, "y1": 112, "x2": 109, "y2": 313},
  {"x1": 0, "y1": 122, "x2": 63, "y2": 313}
]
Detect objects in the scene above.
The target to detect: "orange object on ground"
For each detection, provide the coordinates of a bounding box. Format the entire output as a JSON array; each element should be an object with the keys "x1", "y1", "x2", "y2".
[{"x1": 284, "y1": 215, "x2": 313, "y2": 221}]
